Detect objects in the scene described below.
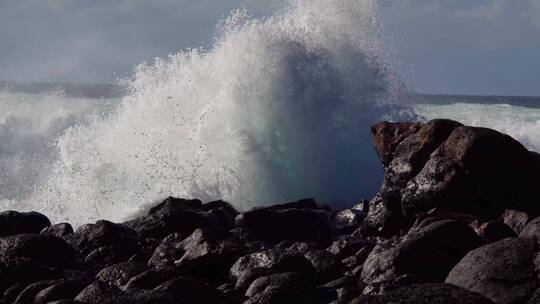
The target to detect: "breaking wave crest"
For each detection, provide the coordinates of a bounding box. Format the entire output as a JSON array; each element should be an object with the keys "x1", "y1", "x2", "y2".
[{"x1": 2, "y1": 0, "x2": 410, "y2": 225}]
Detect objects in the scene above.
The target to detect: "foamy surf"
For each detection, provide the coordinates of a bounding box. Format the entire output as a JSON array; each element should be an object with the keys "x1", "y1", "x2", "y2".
[{"x1": 0, "y1": 0, "x2": 410, "y2": 225}]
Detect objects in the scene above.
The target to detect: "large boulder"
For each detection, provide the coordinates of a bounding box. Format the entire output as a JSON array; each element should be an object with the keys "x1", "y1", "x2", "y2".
[
  {"x1": 368, "y1": 119, "x2": 540, "y2": 235},
  {"x1": 153, "y1": 276, "x2": 236, "y2": 304},
  {"x1": 446, "y1": 237, "x2": 538, "y2": 304},
  {"x1": 65, "y1": 220, "x2": 138, "y2": 256},
  {"x1": 0, "y1": 211, "x2": 51, "y2": 236},
  {"x1": 124, "y1": 197, "x2": 235, "y2": 239},
  {"x1": 33, "y1": 276, "x2": 94, "y2": 304},
  {"x1": 149, "y1": 228, "x2": 267, "y2": 283},
  {"x1": 236, "y1": 199, "x2": 332, "y2": 245},
  {"x1": 361, "y1": 219, "x2": 482, "y2": 285},
  {"x1": 347, "y1": 283, "x2": 495, "y2": 304},
  {"x1": 230, "y1": 249, "x2": 315, "y2": 291},
  {"x1": 0, "y1": 234, "x2": 75, "y2": 293}
]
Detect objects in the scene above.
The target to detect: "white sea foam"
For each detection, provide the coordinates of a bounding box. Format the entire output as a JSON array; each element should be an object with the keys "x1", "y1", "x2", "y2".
[
  {"x1": 0, "y1": 0, "x2": 412, "y2": 225},
  {"x1": 415, "y1": 102, "x2": 540, "y2": 151}
]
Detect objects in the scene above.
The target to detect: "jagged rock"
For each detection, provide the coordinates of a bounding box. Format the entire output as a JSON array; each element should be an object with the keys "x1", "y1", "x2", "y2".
[
  {"x1": 502, "y1": 209, "x2": 530, "y2": 234},
  {"x1": 3, "y1": 283, "x2": 25, "y2": 303},
  {"x1": 96, "y1": 261, "x2": 148, "y2": 287},
  {"x1": 13, "y1": 280, "x2": 59, "y2": 304},
  {"x1": 236, "y1": 199, "x2": 331, "y2": 245},
  {"x1": 85, "y1": 245, "x2": 135, "y2": 269},
  {"x1": 203, "y1": 200, "x2": 240, "y2": 228},
  {"x1": 33, "y1": 276, "x2": 94, "y2": 304},
  {"x1": 41, "y1": 223, "x2": 74, "y2": 238},
  {"x1": 274, "y1": 241, "x2": 321, "y2": 255},
  {"x1": 245, "y1": 272, "x2": 313, "y2": 298},
  {"x1": 230, "y1": 249, "x2": 315, "y2": 291},
  {"x1": 127, "y1": 197, "x2": 239, "y2": 239},
  {"x1": 65, "y1": 220, "x2": 138, "y2": 256},
  {"x1": 520, "y1": 216, "x2": 540, "y2": 244},
  {"x1": 148, "y1": 228, "x2": 267, "y2": 283},
  {"x1": 347, "y1": 283, "x2": 495, "y2": 304},
  {"x1": 122, "y1": 268, "x2": 178, "y2": 291},
  {"x1": 333, "y1": 208, "x2": 366, "y2": 234},
  {"x1": 175, "y1": 228, "x2": 267, "y2": 282},
  {"x1": 0, "y1": 234, "x2": 75, "y2": 268},
  {"x1": 327, "y1": 235, "x2": 371, "y2": 259},
  {"x1": 403, "y1": 125, "x2": 540, "y2": 219},
  {"x1": 446, "y1": 237, "x2": 538, "y2": 304},
  {"x1": 361, "y1": 219, "x2": 482, "y2": 284},
  {"x1": 304, "y1": 250, "x2": 345, "y2": 284},
  {"x1": 368, "y1": 119, "x2": 540, "y2": 235},
  {"x1": 147, "y1": 233, "x2": 185, "y2": 269},
  {"x1": 75, "y1": 281, "x2": 176, "y2": 304},
  {"x1": 149, "y1": 197, "x2": 203, "y2": 215},
  {"x1": 474, "y1": 221, "x2": 517, "y2": 243},
  {"x1": 153, "y1": 276, "x2": 236, "y2": 304},
  {"x1": 0, "y1": 211, "x2": 51, "y2": 236}
]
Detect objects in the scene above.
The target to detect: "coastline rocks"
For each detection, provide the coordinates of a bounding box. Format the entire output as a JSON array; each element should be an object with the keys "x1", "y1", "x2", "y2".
[
  {"x1": 230, "y1": 249, "x2": 315, "y2": 291},
  {"x1": 124, "y1": 197, "x2": 237, "y2": 240},
  {"x1": 347, "y1": 283, "x2": 495, "y2": 304},
  {"x1": 368, "y1": 119, "x2": 540, "y2": 235},
  {"x1": 41, "y1": 223, "x2": 74, "y2": 238},
  {"x1": 65, "y1": 220, "x2": 138, "y2": 256},
  {"x1": 361, "y1": 219, "x2": 482, "y2": 285},
  {"x1": 0, "y1": 211, "x2": 51, "y2": 236},
  {"x1": 236, "y1": 199, "x2": 332, "y2": 245},
  {"x1": 446, "y1": 237, "x2": 538, "y2": 304},
  {"x1": 2, "y1": 120, "x2": 540, "y2": 303}
]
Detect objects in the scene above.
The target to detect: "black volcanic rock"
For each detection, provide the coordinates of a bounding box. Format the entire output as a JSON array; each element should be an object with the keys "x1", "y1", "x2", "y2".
[
  {"x1": 502, "y1": 209, "x2": 530, "y2": 234},
  {"x1": 65, "y1": 220, "x2": 138, "y2": 256},
  {"x1": 96, "y1": 261, "x2": 148, "y2": 287},
  {"x1": 361, "y1": 219, "x2": 482, "y2": 285},
  {"x1": 2, "y1": 120, "x2": 540, "y2": 303},
  {"x1": 236, "y1": 199, "x2": 331, "y2": 245},
  {"x1": 153, "y1": 276, "x2": 236, "y2": 304},
  {"x1": 124, "y1": 197, "x2": 223, "y2": 239},
  {"x1": 41, "y1": 223, "x2": 74, "y2": 238},
  {"x1": 33, "y1": 276, "x2": 94, "y2": 304},
  {"x1": 474, "y1": 220, "x2": 517, "y2": 243},
  {"x1": 0, "y1": 234, "x2": 75, "y2": 268},
  {"x1": 245, "y1": 272, "x2": 314, "y2": 298},
  {"x1": 446, "y1": 237, "x2": 538, "y2": 304},
  {"x1": 149, "y1": 228, "x2": 268, "y2": 284},
  {"x1": 520, "y1": 216, "x2": 540, "y2": 243},
  {"x1": 367, "y1": 119, "x2": 540, "y2": 235},
  {"x1": 0, "y1": 211, "x2": 51, "y2": 236},
  {"x1": 347, "y1": 283, "x2": 495, "y2": 304},
  {"x1": 230, "y1": 249, "x2": 315, "y2": 291},
  {"x1": 13, "y1": 280, "x2": 60, "y2": 304}
]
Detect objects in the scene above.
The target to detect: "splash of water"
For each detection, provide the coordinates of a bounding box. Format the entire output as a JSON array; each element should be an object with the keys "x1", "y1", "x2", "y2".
[{"x1": 5, "y1": 0, "x2": 409, "y2": 225}]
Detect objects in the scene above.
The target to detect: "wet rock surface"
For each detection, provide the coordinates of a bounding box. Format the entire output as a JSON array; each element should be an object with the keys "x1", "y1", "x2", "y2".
[{"x1": 1, "y1": 119, "x2": 539, "y2": 303}]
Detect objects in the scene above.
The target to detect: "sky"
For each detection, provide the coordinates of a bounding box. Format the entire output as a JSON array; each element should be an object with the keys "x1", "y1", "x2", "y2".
[{"x1": 0, "y1": 0, "x2": 539, "y2": 96}]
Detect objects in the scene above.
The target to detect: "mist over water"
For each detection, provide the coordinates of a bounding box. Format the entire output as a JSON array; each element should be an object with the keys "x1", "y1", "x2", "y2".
[{"x1": 1, "y1": 0, "x2": 410, "y2": 225}]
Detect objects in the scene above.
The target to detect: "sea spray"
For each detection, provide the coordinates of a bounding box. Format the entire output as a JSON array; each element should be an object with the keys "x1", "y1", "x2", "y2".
[{"x1": 4, "y1": 0, "x2": 409, "y2": 225}]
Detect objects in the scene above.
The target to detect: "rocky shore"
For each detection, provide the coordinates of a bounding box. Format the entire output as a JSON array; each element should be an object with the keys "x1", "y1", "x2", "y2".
[{"x1": 1, "y1": 119, "x2": 540, "y2": 304}]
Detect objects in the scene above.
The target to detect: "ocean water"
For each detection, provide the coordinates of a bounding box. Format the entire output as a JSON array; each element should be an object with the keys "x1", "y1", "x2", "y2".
[{"x1": 0, "y1": 0, "x2": 538, "y2": 225}]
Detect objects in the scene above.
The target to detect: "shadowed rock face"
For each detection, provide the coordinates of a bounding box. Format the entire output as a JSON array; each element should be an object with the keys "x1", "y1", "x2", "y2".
[
  {"x1": 367, "y1": 119, "x2": 540, "y2": 236},
  {"x1": 2, "y1": 120, "x2": 540, "y2": 303}
]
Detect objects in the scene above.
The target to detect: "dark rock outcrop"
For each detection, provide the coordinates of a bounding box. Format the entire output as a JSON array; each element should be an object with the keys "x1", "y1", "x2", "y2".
[
  {"x1": 1, "y1": 120, "x2": 540, "y2": 303},
  {"x1": 446, "y1": 237, "x2": 538, "y2": 304},
  {"x1": 367, "y1": 119, "x2": 540, "y2": 235},
  {"x1": 0, "y1": 211, "x2": 51, "y2": 236},
  {"x1": 347, "y1": 283, "x2": 495, "y2": 304},
  {"x1": 236, "y1": 199, "x2": 332, "y2": 245}
]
